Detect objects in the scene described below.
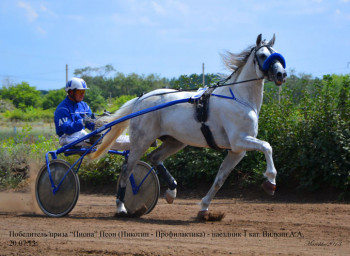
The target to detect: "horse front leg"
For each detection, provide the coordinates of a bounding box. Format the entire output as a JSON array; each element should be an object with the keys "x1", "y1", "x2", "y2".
[
  {"x1": 199, "y1": 150, "x2": 245, "y2": 220},
  {"x1": 235, "y1": 136, "x2": 277, "y2": 195}
]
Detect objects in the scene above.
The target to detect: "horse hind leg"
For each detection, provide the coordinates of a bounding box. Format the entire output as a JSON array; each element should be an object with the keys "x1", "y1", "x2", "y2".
[
  {"x1": 147, "y1": 136, "x2": 186, "y2": 204},
  {"x1": 199, "y1": 150, "x2": 245, "y2": 221}
]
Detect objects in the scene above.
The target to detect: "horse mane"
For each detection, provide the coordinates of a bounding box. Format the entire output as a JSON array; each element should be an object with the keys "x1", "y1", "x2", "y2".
[{"x1": 220, "y1": 45, "x2": 255, "y2": 74}]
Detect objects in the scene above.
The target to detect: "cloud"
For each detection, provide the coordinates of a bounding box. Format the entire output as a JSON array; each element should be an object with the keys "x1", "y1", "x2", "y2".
[
  {"x1": 40, "y1": 4, "x2": 57, "y2": 18},
  {"x1": 66, "y1": 14, "x2": 85, "y2": 22},
  {"x1": 17, "y1": 1, "x2": 38, "y2": 22},
  {"x1": 150, "y1": 0, "x2": 189, "y2": 16},
  {"x1": 40, "y1": 5, "x2": 47, "y2": 12},
  {"x1": 167, "y1": 0, "x2": 189, "y2": 16},
  {"x1": 16, "y1": 1, "x2": 54, "y2": 35},
  {"x1": 36, "y1": 26, "x2": 46, "y2": 35},
  {"x1": 335, "y1": 8, "x2": 350, "y2": 20},
  {"x1": 151, "y1": 1, "x2": 166, "y2": 15}
]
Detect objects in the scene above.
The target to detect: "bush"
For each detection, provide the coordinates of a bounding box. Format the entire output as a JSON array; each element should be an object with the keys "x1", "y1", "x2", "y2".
[
  {"x1": 77, "y1": 154, "x2": 124, "y2": 186},
  {"x1": 3, "y1": 107, "x2": 53, "y2": 122},
  {"x1": 0, "y1": 126, "x2": 59, "y2": 190},
  {"x1": 107, "y1": 95, "x2": 137, "y2": 113},
  {"x1": 165, "y1": 147, "x2": 226, "y2": 187},
  {"x1": 0, "y1": 144, "x2": 30, "y2": 189},
  {"x1": 1, "y1": 82, "x2": 42, "y2": 109},
  {"x1": 0, "y1": 99, "x2": 15, "y2": 113}
]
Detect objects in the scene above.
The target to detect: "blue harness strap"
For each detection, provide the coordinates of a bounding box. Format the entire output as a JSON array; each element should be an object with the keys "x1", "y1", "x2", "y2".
[{"x1": 212, "y1": 88, "x2": 255, "y2": 112}]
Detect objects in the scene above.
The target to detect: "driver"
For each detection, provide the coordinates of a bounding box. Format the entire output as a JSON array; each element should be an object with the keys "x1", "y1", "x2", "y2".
[
  {"x1": 54, "y1": 77, "x2": 95, "y2": 146},
  {"x1": 55, "y1": 77, "x2": 131, "y2": 149}
]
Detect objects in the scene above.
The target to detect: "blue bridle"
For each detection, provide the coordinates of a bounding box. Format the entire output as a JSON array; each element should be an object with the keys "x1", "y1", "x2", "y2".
[
  {"x1": 255, "y1": 45, "x2": 286, "y2": 73},
  {"x1": 211, "y1": 45, "x2": 287, "y2": 114},
  {"x1": 262, "y1": 52, "x2": 286, "y2": 71}
]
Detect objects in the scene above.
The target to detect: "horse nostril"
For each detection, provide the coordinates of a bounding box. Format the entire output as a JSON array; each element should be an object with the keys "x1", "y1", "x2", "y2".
[
  {"x1": 282, "y1": 72, "x2": 287, "y2": 82},
  {"x1": 276, "y1": 71, "x2": 287, "y2": 82},
  {"x1": 276, "y1": 72, "x2": 283, "y2": 80}
]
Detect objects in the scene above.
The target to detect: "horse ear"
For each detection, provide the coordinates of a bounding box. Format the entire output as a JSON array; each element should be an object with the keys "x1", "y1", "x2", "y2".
[
  {"x1": 269, "y1": 34, "x2": 276, "y2": 47},
  {"x1": 256, "y1": 34, "x2": 262, "y2": 46}
]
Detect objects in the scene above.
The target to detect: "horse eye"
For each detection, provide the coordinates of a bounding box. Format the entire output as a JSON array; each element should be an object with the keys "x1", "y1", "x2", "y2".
[{"x1": 259, "y1": 53, "x2": 268, "y2": 59}]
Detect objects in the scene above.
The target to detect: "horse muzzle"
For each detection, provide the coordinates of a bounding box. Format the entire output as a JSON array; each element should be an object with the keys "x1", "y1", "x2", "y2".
[
  {"x1": 261, "y1": 52, "x2": 287, "y2": 86},
  {"x1": 269, "y1": 62, "x2": 287, "y2": 86}
]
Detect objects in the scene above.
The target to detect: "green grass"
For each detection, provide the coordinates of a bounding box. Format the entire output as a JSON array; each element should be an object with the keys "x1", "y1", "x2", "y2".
[{"x1": 0, "y1": 122, "x2": 56, "y2": 140}]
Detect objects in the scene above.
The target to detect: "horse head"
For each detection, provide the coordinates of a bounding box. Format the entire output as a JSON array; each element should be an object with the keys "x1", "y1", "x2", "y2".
[{"x1": 254, "y1": 34, "x2": 287, "y2": 86}]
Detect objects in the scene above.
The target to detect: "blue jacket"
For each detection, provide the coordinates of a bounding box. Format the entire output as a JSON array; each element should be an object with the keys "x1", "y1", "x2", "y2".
[{"x1": 54, "y1": 96, "x2": 94, "y2": 137}]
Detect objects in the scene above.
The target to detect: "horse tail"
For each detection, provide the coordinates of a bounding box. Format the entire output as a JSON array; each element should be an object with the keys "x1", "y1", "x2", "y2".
[{"x1": 89, "y1": 97, "x2": 138, "y2": 160}]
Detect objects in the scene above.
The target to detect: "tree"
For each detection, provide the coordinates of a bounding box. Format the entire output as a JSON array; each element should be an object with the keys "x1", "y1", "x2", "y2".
[
  {"x1": 74, "y1": 64, "x2": 116, "y2": 77},
  {"x1": 42, "y1": 89, "x2": 66, "y2": 110},
  {"x1": 1, "y1": 82, "x2": 41, "y2": 109},
  {"x1": 83, "y1": 86, "x2": 107, "y2": 112}
]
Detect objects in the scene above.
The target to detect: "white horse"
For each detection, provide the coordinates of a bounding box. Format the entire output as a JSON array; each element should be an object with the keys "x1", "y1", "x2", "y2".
[{"x1": 90, "y1": 34, "x2": 287, "y2": 219}]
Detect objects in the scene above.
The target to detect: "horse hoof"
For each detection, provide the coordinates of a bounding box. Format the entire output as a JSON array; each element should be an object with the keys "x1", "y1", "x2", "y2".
[
  {"x1": 165, "y1": 188, "x2": 176, "y2": 204},
  {"x1": 114, "y1": 211, "x2": 128, "y2": 218},
  {"x1": 197, "y1": 210, "x2": 225, "y2": 222},
  {"x1": 197, "y1": 210, "x2": 209, "y2": 221},
  {"x1": 261, "y1": 181, "x2": 276, "y2": 196},
  {"x1": 114, "y1": 205, "x2": 148, "y2": 218}
]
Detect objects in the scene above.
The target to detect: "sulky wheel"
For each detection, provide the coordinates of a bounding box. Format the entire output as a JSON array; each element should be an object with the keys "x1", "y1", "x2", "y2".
[
  {"x1": 35, "y1": 159, "x2": 80, "y2": 217},
  {"x1": 118, "y1": 161, "x2": 160, "y2": 216}
]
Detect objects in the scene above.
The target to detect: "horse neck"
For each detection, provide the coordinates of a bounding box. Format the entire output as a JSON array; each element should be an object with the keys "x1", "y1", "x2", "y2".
[{"x1": 217, "y1": 61, "x2": 264, "y2": 114}]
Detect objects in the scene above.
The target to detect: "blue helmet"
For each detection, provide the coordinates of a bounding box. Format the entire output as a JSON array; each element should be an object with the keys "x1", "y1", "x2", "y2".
[{"x1": 65, "y1": 77, "x2": 89, "y2": 92}]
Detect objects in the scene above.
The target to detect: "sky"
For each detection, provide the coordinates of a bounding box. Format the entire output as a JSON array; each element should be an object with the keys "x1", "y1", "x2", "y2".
[{"x1": 0, "y1": 0, "x2": 349, "y2": 91}]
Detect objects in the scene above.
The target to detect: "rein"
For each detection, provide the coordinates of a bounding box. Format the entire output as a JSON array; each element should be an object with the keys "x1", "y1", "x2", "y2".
[
  {"x1": 132, "y1": 44, "x2": 285, "y2": 150},
  {"x1": 137, "y1": 76, "x2": 264, "y2": 101},
  {"x1": 215, "y1": 76, "x2": 264, "y2": 88},
  {"x1": 138, "y1": 44, "x2": 285, "y2": 101},
  {"x1": 208, "y1": 44, "x2": 285, "y2": 112}
]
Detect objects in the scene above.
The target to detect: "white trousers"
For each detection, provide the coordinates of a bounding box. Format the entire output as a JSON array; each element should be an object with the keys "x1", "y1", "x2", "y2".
[
  {"x1": 59, "y1": 130, "x2": 88, "y2": 146},
  {"x1": 59, "y1": 130, "x2": 131, "y2": 150}
]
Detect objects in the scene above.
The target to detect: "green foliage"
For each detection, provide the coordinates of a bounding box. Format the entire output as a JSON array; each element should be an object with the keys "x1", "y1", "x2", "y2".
[
  {"x1": 3, "y1": 107, "x2": 53, "y2": 121},
  {"x1": 170, "y1": 73, "x2": 217, "y2": 89},
  {"x1": 0, "y1": 99, "x2": 15, "y2": 113},
  {"x1": 83, "y1": 86, "x2": 107, "y2": 112},
  {"x1": 0, "y1": 70, "x2": 349, "y2": 200},
  {"x1": 1, "y1": 82, "x2": 42, "y2": 109},
  {"x1": 0, "y1": 142, "x2": 30, "y2": 189},
  {"x1": 77, "y1": 155, "x2": 124, "y2": 186},
  {"x1": 0, "y1": 125, "x2": 59, "y2": 190},
  {"x1": 274, "y1": 74, "x2": 350, "y2": 199},
  {"x1": 107, "y1": 95, "x2": 137, "y2": 113},
  {"x1": 80, "y1": 71, "x2": 170, "y2": 100},
  {"x1": 74, "y1": 64, "x2": 115, "y2": 77},
  {"x1": 165, "y1": 147, "x2": 226, "y2": 187},
  {"x1": 0, "y1": 69, "x2": 216, "y2": 122},
  {"x1": 42, "y1": 89, "x2": 66, "y2": 110}
]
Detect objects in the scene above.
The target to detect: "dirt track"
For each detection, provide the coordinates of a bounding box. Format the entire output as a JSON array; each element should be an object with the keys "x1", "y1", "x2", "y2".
[{"x1": 0, "y1": 192, "x2": 349, "y2": 256}]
